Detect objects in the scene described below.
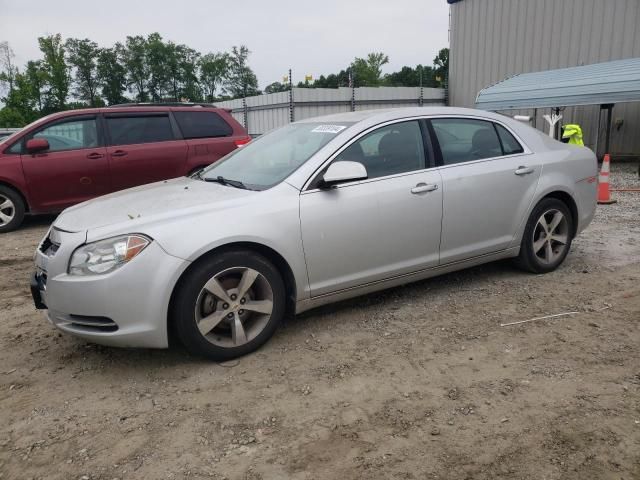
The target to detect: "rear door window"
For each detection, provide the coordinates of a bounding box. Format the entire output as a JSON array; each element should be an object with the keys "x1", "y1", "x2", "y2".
[
  {"x1": 173, "y1": 111, "x2": 232, "y2": 139},
  {"x1": 106, "y1": 115, "x2": 175, "y2": 146},
  {"x1": 495, "y1": 124, "x2": 524, "y2": 155},
  {"x1": 430, "y1": 118, "x2": 502, "y2": 165}
]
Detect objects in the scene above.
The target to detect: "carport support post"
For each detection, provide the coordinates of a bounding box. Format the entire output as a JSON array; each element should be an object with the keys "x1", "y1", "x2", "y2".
[
  {"x1": 602, "y1": 103, "x2": 614, "y2": 157},
  {"x1": 532, "y1": 108, "x2": 537, "y2": 128},
  {"x1": 553, "y1": 108, "x2": 562, "y2": 139}
]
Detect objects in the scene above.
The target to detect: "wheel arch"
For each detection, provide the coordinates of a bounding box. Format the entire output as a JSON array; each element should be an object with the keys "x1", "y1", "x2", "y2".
[
  {"x1": 0, "y1": 180, "x2": 29, "y2": 212},
  {"x1": 167, "y1": 241, "x2": 297, "y2": 344},
  {"x1": 540, "y1": 190, "x2": 579, "y2": 237}
]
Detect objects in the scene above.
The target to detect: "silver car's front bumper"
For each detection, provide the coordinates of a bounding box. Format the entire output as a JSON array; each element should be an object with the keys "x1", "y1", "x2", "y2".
[{"x1": 33, "y1": 228, "x2": 190, "y2": 349}]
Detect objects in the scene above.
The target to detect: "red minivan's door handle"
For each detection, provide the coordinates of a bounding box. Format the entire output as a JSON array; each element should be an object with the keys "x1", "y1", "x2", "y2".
[
  {"x1": 111, "y1": 150, "x2": 128, "y2": 157},
  {"x1": 86, "y1": 152, "x2": 104, "y2": 159}
]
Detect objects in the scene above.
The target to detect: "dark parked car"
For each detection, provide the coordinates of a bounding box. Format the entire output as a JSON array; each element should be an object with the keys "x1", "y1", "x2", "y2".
[{"x1": 0, "y1": 104, "x2": 250, "y2": 232}]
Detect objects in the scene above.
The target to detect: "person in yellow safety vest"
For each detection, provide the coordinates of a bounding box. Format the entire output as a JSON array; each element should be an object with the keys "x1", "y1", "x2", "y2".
[{"x1": 562, "y1": 124, "x2": 584, "y2": 145}]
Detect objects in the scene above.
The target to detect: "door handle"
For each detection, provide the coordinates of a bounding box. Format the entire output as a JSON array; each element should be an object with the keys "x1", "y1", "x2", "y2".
[
  {"x1": 86, "y1": 152, "x2": 104, "y2": 159},
  {"x1": 514, "y1": 166, "x2": 534, "y2": 175},
  {"x1": 111, "y1": 150, "x2": 128, "y2": 157},
  {"x1": 411, "y1": 183, "x2": 438, "y2": 194}
]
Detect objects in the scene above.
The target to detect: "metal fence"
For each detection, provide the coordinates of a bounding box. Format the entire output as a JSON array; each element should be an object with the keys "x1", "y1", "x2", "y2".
[
  {"x1": 0, "y1": 127, "x2": 21, "y2": 139},
  {"x1": 215, "y1": 86, "x2": 445, "y2": 136}
]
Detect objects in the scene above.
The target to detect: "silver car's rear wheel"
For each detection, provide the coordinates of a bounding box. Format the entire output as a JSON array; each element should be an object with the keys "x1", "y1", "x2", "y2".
[
  {"x1": 194, "y1": 267, "x2": 274, "y2": 348},
  {"x1": 173, "y1": 250, "x2": 286, "y2": 360},
  {"x1": 516, "y1": 197, "x2": 573, "y2": 274},
  {"x1": 532, "y1": 209, "x2": 570, "y2": 265}
]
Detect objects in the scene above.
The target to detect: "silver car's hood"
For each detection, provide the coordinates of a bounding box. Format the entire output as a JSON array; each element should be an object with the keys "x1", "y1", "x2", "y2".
[{"x1": 55, "y1": 177, "x2": 256, "y2": 233}]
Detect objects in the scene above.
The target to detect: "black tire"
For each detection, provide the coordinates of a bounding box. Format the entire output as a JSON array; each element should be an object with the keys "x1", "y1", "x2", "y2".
[
  {"x1": 0, "y1": 185, "x2": 25, "y2": 233},
  {"x1": 172, "y1": 250, "x2": 286, "y2": 360},
  {"x1": 515, "y1": 197, "x2": 574, "y2": 274}
]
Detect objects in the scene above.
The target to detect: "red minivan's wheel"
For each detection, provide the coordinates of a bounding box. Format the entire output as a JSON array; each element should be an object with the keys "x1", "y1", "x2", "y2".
[{"x1": 0, "y1": 185, "x2": 25, "y2": 233}]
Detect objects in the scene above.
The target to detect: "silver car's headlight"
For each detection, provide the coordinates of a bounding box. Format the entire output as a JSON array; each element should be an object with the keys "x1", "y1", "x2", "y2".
[{"x1": 69, "y1": 234, "x2": 151, "y2": 276}]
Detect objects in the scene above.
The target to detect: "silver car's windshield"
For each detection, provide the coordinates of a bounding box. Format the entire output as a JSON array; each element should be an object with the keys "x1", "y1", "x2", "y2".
[{"x1": 200, "y1": 122, "x2": 354, "y2": 190}]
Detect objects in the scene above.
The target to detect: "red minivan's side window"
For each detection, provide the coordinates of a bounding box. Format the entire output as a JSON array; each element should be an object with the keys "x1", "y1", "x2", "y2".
[
  {"x1": 173, "y1": 111, "x2": 233, "y2": 139},
  {"x1": 106, "y1": 115, "x2": 175, "y2": 145}
]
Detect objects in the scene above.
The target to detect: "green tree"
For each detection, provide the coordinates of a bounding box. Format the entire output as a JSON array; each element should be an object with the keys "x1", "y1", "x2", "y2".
[
  {"x1": 24, "y1": 60, "x2": 46, "y2": 112},
  {"x1": 350, "y1": 52, "x2": 389, "y2": 86},
  {"x1": 97, "y1": 45, "x2": 128, "y2": 105},
  {"x1": 199, "y1": 52, "x2": 229, "y2": 101},
  {"x1": 433, "y1": 47, "x2": 449, "y2": 86},
  {"x1": 145, "y1": 33, "x2": 169, "y2": 101},
  {"x1": 123, "y1": 35, "x2": 149, "y2": 102},
  {"x1": 225, "y1": 45, "x2": 259, "y2": 98},
  {"x1": 383, "y1": 65, "x2": 437, "y2": 87},
  {"x1": 264, "y1": 81, "x2": 289, "y2": 94},
  {"x1": 0, "y1": 71, "x2": 40, "y2": 126},
  {"x1": 38, "y1": 34, "x2": 70, "y2": 112},
  {"x1": 65, "y1": 38, "x2": 100, "y2": 105},
  {"x1": 167, "y1": 43, "x2": 201, "y2": 101},
  {"x1": 0, "y1": 106, "x2": 26, "y2": 127}
]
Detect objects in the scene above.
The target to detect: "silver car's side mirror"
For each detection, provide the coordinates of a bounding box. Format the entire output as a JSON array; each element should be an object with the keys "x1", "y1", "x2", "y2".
[{"x1": 321, "y1": 161, "x2": 368, "y2": 188}]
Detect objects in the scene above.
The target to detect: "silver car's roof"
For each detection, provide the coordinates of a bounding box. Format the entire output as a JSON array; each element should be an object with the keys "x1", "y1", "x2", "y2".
[{"x1": 296, "y1": 106, "x2": 507, "y2": 125}]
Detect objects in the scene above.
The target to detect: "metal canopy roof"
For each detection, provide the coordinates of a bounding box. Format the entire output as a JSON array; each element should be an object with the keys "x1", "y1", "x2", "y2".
[{"x1": 475, "y1": 57, "x2": 640, "y2": 111}]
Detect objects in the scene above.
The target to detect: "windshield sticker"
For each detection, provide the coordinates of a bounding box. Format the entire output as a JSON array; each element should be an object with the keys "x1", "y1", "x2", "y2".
[{"x1": 311, "y1": 125, "x2": 347, "y2": 134}]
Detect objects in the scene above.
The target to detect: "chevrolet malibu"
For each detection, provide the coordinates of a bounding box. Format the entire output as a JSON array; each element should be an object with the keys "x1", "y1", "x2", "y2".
[{"x1": 31, "y1": 107, "x2": 598, "y2": 360}]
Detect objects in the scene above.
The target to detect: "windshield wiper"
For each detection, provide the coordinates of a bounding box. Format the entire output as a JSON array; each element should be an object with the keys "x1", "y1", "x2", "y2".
[{"x1": 203, "y1": 175, "x2": 250, "y2": 190}]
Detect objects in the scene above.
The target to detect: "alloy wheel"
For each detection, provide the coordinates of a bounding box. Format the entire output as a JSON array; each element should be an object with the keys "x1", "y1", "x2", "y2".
[
  {"x1": 0, "y1": 194, "x2": 15, "y2": 227},
  {"x1": 194, "y1": 267, "x2": 274, "y2": 347},
  {"x1": 532, "y1": 209, "x2": 569, "y2": 265}
]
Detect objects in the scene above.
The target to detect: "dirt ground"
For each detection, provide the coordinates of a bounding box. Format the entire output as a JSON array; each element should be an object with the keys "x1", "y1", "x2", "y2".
[{"x1": 1, "y1": 164, "x2": 639, "y2": 480}]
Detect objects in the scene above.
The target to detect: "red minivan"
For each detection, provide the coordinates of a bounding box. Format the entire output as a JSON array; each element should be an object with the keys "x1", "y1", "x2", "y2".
[{"x1": 0, "y1": 104, "x2": 250, "y2": 232}]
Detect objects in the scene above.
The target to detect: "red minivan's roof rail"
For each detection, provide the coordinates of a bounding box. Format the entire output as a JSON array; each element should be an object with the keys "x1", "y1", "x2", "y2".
[{"x1": 107, "y1": 102, "x2": 218, "y2": 108}]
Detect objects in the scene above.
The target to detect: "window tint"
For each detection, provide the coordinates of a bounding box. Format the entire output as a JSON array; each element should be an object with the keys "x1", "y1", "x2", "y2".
[
  {"x1": 496, "y1": 124, "x2": 524, "y2": 155},
  {"x1": 174, "y1": 111, "x2": 232, "y2": 139},
  {"x1": 31, "y1": 118, "x2": 98, "y2": 152},
  {"x1": 106, "y1": 115, "x2": 174, "y2": 146},
  {"x1": 334, "y1": 120, "x2": 425, "y2": 179},
  {"x1": 431, "y1": 118, "x2": 502, "y2": 165}
]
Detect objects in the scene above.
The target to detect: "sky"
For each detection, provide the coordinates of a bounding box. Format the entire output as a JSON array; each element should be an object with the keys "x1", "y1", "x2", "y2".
[{"x1": 0, "y1": 0, "x2": 450, "y2": 89}]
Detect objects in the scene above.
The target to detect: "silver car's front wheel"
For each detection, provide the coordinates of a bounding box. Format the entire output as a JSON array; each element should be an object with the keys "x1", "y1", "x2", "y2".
[
  {"x1": 173, "y1": 250, "x2": 286, "y2": 360},
  {"x1": 516, "y1": 198, "x2": 574, "y2": 274},
  {"x1": 194, "y1": 267, "x2": 274, "y2": 348}
]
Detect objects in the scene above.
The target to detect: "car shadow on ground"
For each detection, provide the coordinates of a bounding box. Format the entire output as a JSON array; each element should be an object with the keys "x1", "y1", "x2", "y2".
[
  {"x1": 287, "y1": 259, "x2": 522, "y2": 331},
  {"x1": 22, "y1": 214, "x2": 57, "y2": 230}
]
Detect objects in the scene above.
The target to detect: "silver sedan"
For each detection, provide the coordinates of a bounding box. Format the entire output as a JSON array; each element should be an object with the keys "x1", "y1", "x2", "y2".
[{"x1": 31, "y1": 107, "x2": 598, "y2": 359}]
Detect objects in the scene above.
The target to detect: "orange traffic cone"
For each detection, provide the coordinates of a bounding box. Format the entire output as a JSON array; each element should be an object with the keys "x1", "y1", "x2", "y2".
[{"x1": 597, "y1": 154, "x2": 617, "y2": 205}]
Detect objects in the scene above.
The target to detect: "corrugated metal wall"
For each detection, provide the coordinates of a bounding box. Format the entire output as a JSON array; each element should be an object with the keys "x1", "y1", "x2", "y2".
[
  {"x1": 215, "y1": 87, "x2": 445, "y2": 136},
  {"x1": 449, "y1": 0, "x2": 640, "y2": 157}
]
